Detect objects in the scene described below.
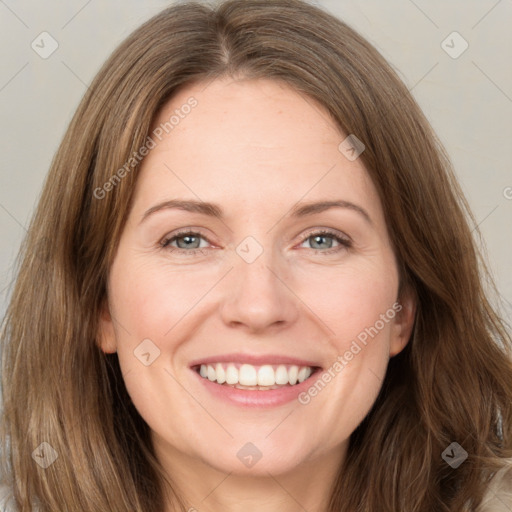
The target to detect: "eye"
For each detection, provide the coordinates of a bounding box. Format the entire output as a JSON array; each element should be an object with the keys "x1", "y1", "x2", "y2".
[
  {"x1": 159, "y1": 228, "x2": 352, "y2": 257},
  {"x1": 297, "y1": 229, "x2": 352, "y2": 255},
  {"x1": 160, "y1": 230, "x2": 212, "y2": 256}
]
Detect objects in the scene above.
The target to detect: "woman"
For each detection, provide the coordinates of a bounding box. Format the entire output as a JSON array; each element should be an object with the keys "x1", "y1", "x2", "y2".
[{"x1": 1, "y1": 0, "x2": 511, "y2": 510}]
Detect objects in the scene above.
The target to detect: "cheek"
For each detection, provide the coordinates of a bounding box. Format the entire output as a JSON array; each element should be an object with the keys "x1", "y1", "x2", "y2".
[
  {"x1": 293, "y1": 256, "x2": 399, "y2": 422},
  {"x1": 297, "y1": 257, "x2": 399, "y2": 349},
  {"x1": 111, "y1": 252, "x2": 212, "y2": 341},
  {"x1": 108, "y1": 256, "x2": 213, "y2": 446}
]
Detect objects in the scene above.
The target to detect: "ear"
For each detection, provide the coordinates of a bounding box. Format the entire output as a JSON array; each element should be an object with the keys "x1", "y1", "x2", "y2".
[
  {"x1": 389, "y1": 287, "x2": 416, "y2": 357},
  {"x1": 97, "y1": 297, "x2": 117, "y2": 354}
]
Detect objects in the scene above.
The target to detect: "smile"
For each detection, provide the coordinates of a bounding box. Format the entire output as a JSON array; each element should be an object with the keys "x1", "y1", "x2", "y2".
[{"x1": 194, "y1": 362, "x2": 320, "y2": 390}]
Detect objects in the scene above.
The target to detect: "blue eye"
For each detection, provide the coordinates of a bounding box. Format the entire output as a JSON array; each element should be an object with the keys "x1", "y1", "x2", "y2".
[
  {"x1": 160, "y1": 229, "x2": 352, "y2": 256},
  {"x1": 160, "y1": 230, "x2": 210, "y2": 256},
  {"x1": 298, "y1": 230, "x2": 352, "y2": 255}
]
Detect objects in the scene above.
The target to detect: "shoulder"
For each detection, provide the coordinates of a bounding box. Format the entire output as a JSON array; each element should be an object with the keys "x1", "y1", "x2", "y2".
[
  {"x1": 477, "y1": 459, "x2": 512, "y2": 512},
  {"x1": 0, "y1": 484, "x2": 16, "y2": 511}
]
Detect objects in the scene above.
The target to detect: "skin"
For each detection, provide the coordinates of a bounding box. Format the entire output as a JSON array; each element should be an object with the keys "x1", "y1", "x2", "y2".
[{"x1": 98, "y1": 76, "x2": 416, "y2": 512}]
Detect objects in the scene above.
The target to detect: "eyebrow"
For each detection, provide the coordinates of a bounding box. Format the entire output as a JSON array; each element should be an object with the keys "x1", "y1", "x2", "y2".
[{"x1": 139, "y1": 199, "x2": 372, "y2": 225}]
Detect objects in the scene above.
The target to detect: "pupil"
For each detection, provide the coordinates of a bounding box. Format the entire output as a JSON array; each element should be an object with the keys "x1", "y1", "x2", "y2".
[
  {"x1": 178, "y1": 235, "x2": 199, "y2": 249},
  {"x1": 313, "y1": 235, "x2": 331, "y2": 249}
]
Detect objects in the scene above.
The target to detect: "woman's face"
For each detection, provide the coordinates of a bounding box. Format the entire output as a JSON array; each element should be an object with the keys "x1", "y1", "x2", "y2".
[{"x1": 98, "y1": 77, "x2": 415, "y2": 476}]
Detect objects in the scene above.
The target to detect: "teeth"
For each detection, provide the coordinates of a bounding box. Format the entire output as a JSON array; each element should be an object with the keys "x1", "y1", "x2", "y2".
[
  {"x1": 225, "y1": 364, "x2": 238, "y2": 385},
  {"x1": 297, "y1": 366, "x2": 309, "y2": 383},
  {"x1": 288, "y1": 366, "x2": 299, "y2": 385},
  {"x1": 239, "y1": 364, "x2": 258, "y2": 386},
  {"x1": 257, "y1": 365, "x2": 275, "y2": 386},
  {"x1": 197, "y1": 362, "x2": 314, "y2": 388},
  {"x1": 215, "y1": 363, "x2": 226, "y2": 384},
  {"x1": 275, "y1": 365, "x2": 289, "y2": 385}
]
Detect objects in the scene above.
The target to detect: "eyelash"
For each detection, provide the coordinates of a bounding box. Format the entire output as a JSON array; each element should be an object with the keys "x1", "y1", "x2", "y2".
[{"x1": 159, "y1": 228, "x2": 352, "y2": 257}]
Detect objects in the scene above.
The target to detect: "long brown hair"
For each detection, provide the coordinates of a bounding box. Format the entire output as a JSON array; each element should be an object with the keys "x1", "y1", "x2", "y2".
[{"x1": 1, "y1": 1, "x2": 511, "y2": 510}]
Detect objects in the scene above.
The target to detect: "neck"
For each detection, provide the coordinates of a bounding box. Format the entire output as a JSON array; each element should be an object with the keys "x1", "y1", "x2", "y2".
[{"x1": 156, "y1": 439, "x2": 346, "y2": 512}]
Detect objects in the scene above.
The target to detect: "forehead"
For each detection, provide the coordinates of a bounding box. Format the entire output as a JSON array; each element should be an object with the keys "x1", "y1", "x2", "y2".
[
  {"x1": 134, "y1": 77, "x2": 380, "y2": 221},
  {"x1": 152, "y1": 77, "x2": 341, "y2": 162}
]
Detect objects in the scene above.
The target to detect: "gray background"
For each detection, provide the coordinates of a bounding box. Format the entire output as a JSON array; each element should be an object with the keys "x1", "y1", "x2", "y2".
[{"x1": 1, "y1": 0, "x2": 511, "y2": 323}]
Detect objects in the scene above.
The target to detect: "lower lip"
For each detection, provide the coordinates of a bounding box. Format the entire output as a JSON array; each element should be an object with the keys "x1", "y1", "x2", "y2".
[{"x1": 191, "y1": 368, "x2": 320, "y2": 408}]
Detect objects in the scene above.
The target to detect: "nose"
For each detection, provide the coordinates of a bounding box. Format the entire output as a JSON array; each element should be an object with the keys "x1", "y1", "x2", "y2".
[{"x1": 219, "y1": 248, "x2": 299, "y2": 334}]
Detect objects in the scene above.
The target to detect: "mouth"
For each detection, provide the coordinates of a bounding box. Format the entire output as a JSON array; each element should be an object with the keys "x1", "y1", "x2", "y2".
[
  {"x1": 192, "y1": 362, "x2": 322, "y2": 391},
  {"x1": 189, "y1": 353, "x2": 323, "y2": 407}
]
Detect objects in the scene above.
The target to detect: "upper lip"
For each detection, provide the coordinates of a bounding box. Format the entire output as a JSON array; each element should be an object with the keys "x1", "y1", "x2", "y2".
[{"x1": 189, "y1": 353, "x2": 322, "y2": 369}]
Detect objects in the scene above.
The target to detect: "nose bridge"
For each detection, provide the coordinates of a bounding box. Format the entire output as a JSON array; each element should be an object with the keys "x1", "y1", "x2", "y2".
[{"x1": 219, "y1": 234, "x2": 298, "y2": 331}]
